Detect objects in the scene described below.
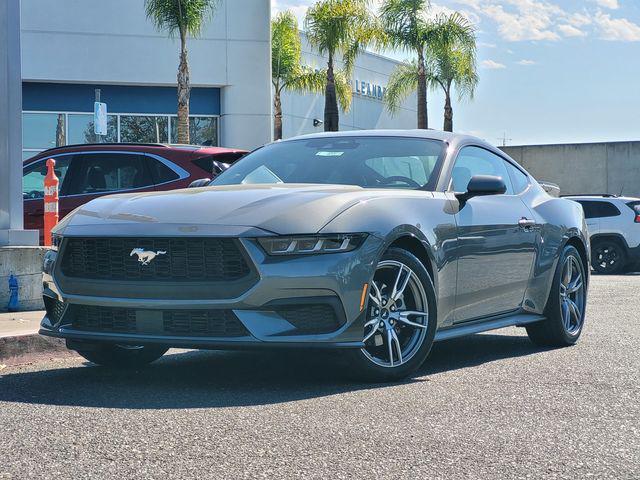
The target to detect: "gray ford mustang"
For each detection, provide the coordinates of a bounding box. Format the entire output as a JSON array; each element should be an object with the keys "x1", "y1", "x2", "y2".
[{"x1": 40, "y1": 130, "x2": 589, "y2": 381}]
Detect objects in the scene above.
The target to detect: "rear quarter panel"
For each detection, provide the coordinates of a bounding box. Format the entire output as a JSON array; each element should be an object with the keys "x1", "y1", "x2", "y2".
[{"x1": 521, "y1": 183, "x2": 589, "y2": 314}]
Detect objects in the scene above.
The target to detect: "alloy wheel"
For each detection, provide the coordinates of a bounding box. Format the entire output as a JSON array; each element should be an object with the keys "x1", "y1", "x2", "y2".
[
  {"x1": 593, "y1": 244, "x2": 620, "y2": 272},
  {"x1": 559, "y1": 255, "x2": 585, "y2": 335},
  {"x1": 361, "y1": 260, "x2": 429, "y2": 368}
]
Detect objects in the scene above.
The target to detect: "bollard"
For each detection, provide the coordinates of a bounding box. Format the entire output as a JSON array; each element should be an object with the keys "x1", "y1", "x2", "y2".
[
  {"x1": 8, "y1": 274, "x2": 19, "y2": 312},
  {"x1": 43, "y1": 158, "x2": 59, "y2": 247}
]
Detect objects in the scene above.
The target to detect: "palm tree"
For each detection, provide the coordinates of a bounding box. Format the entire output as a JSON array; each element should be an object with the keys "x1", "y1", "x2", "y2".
[
  {"x1": 304, "y1": 0, "x2": 377, "y2": 131},
  {"x1": 427, "y1": 14, "x2": 477, "y2": 132},
  {"x1": 383, "y1": 11, "x2": 477, "y2": 131},
  {"x1": 380, "y1": 0, "x2": 433, "y2": 129},
  {"x1": 272, "y1": 11, "x2": 350, "y2": 140},
  {"x1": 145, "y1": 0, "x2": 218, "y2": 144}
]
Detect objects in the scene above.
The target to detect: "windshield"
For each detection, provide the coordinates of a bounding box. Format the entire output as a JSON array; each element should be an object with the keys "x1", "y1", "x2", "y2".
[{"x1": 211, "y1": 136, "x2": 445, "y2": 190}]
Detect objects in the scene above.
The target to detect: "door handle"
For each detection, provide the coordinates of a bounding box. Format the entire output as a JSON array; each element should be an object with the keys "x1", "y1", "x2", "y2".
[{"x1": 518, "y1": 217, "x2": 536, "y2": 229}]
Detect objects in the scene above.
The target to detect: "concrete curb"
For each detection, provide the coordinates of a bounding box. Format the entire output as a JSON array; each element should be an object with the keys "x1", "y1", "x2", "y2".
[{"x1": 0, "y1": 333, "x2": 75, "y2": 367}]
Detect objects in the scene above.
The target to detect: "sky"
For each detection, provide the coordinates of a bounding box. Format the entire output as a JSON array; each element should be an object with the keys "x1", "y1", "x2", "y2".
[{"x1": 272, "y1": 0, "x2": 640, "y2": 146}]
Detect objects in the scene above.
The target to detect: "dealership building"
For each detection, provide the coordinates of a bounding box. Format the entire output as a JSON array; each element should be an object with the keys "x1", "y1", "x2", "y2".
[{"x1": 19, "y1": 0, "x2": 417, "y2": 158}]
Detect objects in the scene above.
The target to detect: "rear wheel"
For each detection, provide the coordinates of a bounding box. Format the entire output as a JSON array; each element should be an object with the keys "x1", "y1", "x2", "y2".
[
  {"x1": 73, "y1": 343, "x2": 168, "y2": 368},
  {"x1": 526, "y1": 245, "x2": 587, "y2": 347},
  {"x1": 591, "y1": 239, "x2": 626, "y2": 274},
  {"x1": 346, "y1": 248, "x2": 437, "y2": 382}
]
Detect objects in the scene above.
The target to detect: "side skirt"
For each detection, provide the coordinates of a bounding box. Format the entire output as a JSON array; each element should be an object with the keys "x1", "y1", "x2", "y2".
[{"x1": 434, "y1": 313, "x2": 544, "y2": 342}]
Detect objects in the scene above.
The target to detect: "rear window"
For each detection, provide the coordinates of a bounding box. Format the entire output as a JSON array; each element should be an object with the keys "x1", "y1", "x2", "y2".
[
  {"x1": 627, "y1": 201, "x2": 640, "y2": 213},
  {"x1": 576, "y1": 200, "x2": 621, "y2": 219}
]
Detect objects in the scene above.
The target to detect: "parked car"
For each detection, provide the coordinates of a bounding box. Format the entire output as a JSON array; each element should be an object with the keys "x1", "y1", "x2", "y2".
[
  {"x1": 564, "y1": 194, "x2": 640, "y2": 274},
  {"x1": 23, "y1": 143, "x2": 246, "y2": 243},
  {"x1": 41, "y1": 130, "x2": 590, "y2": 381}
]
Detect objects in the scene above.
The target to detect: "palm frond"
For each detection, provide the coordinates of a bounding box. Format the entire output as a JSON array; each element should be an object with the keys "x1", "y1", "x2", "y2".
[
  {"x1": 334, "y1": 69, "x2": 354, "y2": 111},
  {"x1": 384, "y1": 61, "x2": 419, "y2": 114},
  {"x1": 144, "y1": 0, "x2": 218, "y2": 38}
]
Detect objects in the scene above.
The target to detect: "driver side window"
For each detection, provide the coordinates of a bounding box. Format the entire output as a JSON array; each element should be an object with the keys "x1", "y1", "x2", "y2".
[
  {"x1": 365, "y1": 155, "x2": 435, "y2": 187},
  {"x1": 451, "y1": 146, "x2": 514, "y2": 194}
]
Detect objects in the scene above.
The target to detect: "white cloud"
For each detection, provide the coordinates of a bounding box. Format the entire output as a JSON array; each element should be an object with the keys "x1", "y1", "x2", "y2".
[
  {"x1": 594, "y1": 11, "x2": 640, "y2": 41},
  {"x1": 271, "y1": 0, "x2": 312, "y2": 25},
  {"x1": 517, "y1": 59, "x2": 537, "y2": 65},
  {"x1": 567, "y1": 13, "x2": 593, "y2": 28},
  {"x1": 273, "y1": 0, "x2": 640, "y2": 45},
  {"x1": 481, "y1": 59, "x2": 506, "y2": 69},
  {"x1": 558, "y1": 24, "x2": 587, "y2": 37},
  {"x1": 593, "y1": 0, "x2": 619, "y2": 10}
]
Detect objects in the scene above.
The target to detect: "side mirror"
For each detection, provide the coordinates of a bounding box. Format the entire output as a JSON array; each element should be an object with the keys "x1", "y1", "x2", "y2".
[
  {"x1": 455, "y1": 175, "x2": 506, "y2": 201},
  {"x1": 188, "y1": 178, "x2": 211, "y2": 188}
]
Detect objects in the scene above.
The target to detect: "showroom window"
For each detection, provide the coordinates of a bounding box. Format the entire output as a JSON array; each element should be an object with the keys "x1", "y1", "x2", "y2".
[{"x1": 22, "y1": 112, "x2": 219, "y2": 160}]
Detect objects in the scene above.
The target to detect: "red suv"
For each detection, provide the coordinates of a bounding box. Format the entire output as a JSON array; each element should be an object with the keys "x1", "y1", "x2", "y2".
[{"x1": 23, "y1": 143, "x2": 246, "y2": 243}]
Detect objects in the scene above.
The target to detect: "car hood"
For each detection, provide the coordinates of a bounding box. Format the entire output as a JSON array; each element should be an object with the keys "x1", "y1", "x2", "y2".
[{"x1": 57, "y1": 184, "x2": 388, "y2": 236}]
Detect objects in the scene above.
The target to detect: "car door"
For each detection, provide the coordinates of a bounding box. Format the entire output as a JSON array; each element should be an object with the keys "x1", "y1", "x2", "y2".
[
  {"x1": 61, "y1": 152, "x2": 157, "y2": 216},
  {"x1": 22, "y1": 155, "x2": 73, "y2": 236},
  {"x1": 449, "y1": 146, "x2": 538, "y2": 323}
]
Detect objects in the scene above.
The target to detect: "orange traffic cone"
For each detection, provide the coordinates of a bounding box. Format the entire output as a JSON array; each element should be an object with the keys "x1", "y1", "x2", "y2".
[{"x1": 43, "y1": 158, "x2": 59, "y2": 247}]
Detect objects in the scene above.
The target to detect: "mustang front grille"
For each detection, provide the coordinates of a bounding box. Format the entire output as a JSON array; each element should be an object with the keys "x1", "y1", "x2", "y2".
[
  {"x1": 68, "y1": 305, "x2": 250, "y2": 338},
  {"x1": 60, "y1": 237, "x2": 251, "y2": 282}
]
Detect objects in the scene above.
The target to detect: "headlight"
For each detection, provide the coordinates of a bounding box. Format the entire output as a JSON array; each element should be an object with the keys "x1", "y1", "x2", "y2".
[{"x1": 258, "y1": 234, "x2": 367, "y2": 256}]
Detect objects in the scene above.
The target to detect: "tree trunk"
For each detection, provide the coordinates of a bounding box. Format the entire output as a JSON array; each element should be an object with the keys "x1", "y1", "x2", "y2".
[
  {"x1": 443, "y1": 88, "x2": 453, "y2": 132},
  {"x1": 324, "y1": 51, "x2": 339, "y2": 132},
  {"x1": 176, "y1": 30, "x2": 190, "y2": 144},
  {"x1": 273, "y1": 88, "x2": 283, "y2": 141},
  {"x1": 416, "y1": 49, "x2": 428, "y2": 130}
]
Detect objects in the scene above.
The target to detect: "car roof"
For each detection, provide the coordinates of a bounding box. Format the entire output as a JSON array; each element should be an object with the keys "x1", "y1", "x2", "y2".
[
  {"x1": 23, "y1": 143, "x2": 247, "y2": 164},
  {"x1": 285, "y1": 128, "x2": 466, "y2": 143},
  {"x1": 280, "y1": 129, "x2": 503, "y2": 156},
  {"x1": 564, "y1": 195, "x2": 640, "y2": 202}
]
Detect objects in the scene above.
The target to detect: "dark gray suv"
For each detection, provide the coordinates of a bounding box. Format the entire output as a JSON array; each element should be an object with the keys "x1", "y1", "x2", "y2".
[{"x1": 40, "y1": 130, "x2": 590, "y2": 381}]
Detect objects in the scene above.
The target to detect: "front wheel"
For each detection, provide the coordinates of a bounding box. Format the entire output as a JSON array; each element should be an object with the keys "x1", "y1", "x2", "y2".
[
  {"x1": 74, "y1": 343, "x2": 168, "y2": 368},
  {"x1": 345, "y1": 248, "x2": 437, "y2": 382},
  {"x1": 526, "y1": 245, "x2": 587, "y2": 347}
]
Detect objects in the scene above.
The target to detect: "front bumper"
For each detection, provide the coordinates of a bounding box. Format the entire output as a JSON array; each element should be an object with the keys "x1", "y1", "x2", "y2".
[{"x1": 40, "y1": 232, "x2": 383, "y2": 349}]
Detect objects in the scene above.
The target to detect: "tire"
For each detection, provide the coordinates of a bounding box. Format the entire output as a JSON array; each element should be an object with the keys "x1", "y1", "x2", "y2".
[
  {"x1": 73, "y1": 343, "x2": 168, "y2": 368},
  {"x1": 526, "y1": 245, "x2": 587, "y2": 347},
  {"x1": 345, "y1": 247, "x2": 437, "y2": 382},
  {"x1": 591, "y1": 239, "x2": 626, "y2": 275}
]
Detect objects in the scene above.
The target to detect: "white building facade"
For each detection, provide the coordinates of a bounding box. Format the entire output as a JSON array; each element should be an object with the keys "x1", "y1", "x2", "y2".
[{"x1": 20, "y1": 0, "x2": 416, "y2": 158}]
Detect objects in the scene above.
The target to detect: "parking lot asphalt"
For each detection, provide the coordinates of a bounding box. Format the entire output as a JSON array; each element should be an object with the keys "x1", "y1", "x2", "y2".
[{"x1": 0, "y1": 274, "x2": 638, "y2": 480}]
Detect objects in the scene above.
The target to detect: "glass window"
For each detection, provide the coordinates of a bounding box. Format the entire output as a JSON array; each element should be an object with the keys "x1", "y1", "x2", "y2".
[
  {"x1": 67, "y1": 114, "x2": 117, "y2": 144},
  {"x1": 212, "y1": 136, "x2": 445, "y2": 190},
  {"x1": 451, "y1": 146, "x2": 514, "y2": 194},
  {"x1": 365, "y1": 155, "x2": 432, "y2": 187},
  {"x1": 170, "y1": 116, "x2": 218, "y2": 146},
  {"x1": 145, "y1": 157, "x2": 179, "y2": 184},
  {"x1": 505, "y1": 161, "x2": 530, "y2": 194},
  {"x1": 65, "y1": 153, "x2": 154, "y2": 195},
  {"x1": 22, "y1": 113, "x2": 66, "y2": 150},
  {"x1": 577, "y1": 201, "x2": 621, "y2": 219},
  {"x1": 23, "y1": 156, "x2": 73, "y2": 199},
  {"x1": 120, "y1": 116, "x2": 168, "y2": 143}
]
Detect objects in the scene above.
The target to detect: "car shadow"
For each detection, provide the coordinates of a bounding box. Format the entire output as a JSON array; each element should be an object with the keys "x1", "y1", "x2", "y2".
[{"x1": 0, "y1": 332, "x2": 548, "y2": 410}]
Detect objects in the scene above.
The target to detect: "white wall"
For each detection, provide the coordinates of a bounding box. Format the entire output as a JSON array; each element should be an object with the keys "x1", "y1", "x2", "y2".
[
  {"x1": 20, "y1": 0, "x2": 272, "y2": 149},
  {"x1": 280, "y1": 34, "x2": 417, "y2": 139}
]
